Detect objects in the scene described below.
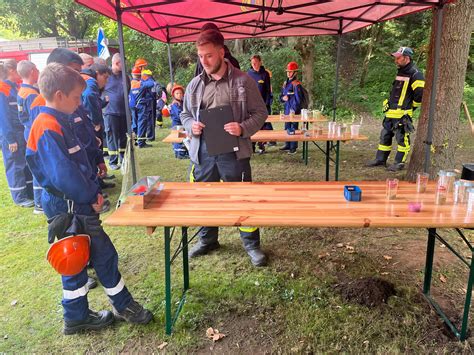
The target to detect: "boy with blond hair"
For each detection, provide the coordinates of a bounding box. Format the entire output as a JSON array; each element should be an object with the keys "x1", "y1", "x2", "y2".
[{"x1": 26, "y1": 63, "x2": 152, "y2": 335}]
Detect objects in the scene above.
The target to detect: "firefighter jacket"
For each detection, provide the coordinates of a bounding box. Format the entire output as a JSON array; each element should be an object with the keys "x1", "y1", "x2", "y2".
[
  {"x1": 136, "y1": 77, "x2": 155, "y2": 107},
  {"x1": 247, "y1": 65, "x2": 272, "y2": 107},
  {"x1": 17, "y1": 84, "x2": 39, "y2": 132},
  {"x1": 80, "y1": 73, "x2": 104, "y2": 127},
  {"x1": 0, "y1": 80, "x2": 23, "y2": 144},
  {"x1": 26, "y1": 106, "x2": 100, "y2": 216},
  {"x1": 279, "y1": 77, "x2": 302, "y2": 115},
  {"x1": 170, "y1": 100, "x2": 183, "y2": 127},
  {"x1": 385, "y1": 61, "x2": 424, "y2": 119}
]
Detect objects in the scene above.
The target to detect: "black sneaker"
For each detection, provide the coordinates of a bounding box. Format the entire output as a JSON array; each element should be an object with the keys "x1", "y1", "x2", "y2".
[
  {"x1": 267, "y1": 142, "x2": 277, "y2": 147},
  {"x1": 366, "y1": 159, "x2": 386, "y2": 167},
  {"x1": 99, "y1": 180, "x2": 116, "y2": 189},
  {"x1": 87, "y1": 276, "x2": 98, "y2": 289},
  {"x1": 63, "y1": 310, "x2": 114, "y2": 335},
  {"x1": 188, "y1": 240, "x2": 220, "y2": 258},
  {"x1": 387, "y1": 162, "x2": 405, "y2": 172},
  {"x1": 113, "y1": 300, "x2": 153, "y2": 324},
  {"x1": 33, "y1": 205, "x2": 44, "y2": 215},
  {"x1": 246, "y1": 248, "x2": 268, "y2": 267},
  {"x1": 138, "y1": 143, "x2": 152, "y2": 149},
  {"x1": 288, "y1": 149, "x2": 297, "y2": 155}
]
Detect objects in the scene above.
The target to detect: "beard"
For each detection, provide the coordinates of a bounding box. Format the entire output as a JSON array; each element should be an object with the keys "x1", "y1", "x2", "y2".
[{"x1": 204, "y1": 57, "x2": 223, "y2": 75}]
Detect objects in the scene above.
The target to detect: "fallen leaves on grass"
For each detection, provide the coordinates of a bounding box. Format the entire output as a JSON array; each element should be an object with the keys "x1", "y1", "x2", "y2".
[
  {"x1": 206, "y1": 327, "x2": 226, "y2": 342},
  {"x1": 10, "y1": 300, "x2": 18, "y2": 306},
  {"x1": 158, "y1": 342, "x2": 168, "y2": 350},
  {"x1": 383, "y1": 255, "x2": 393, "y2": 260},
  {"x1": 439, "y1": 274, "x2": 447, "y2": 283}
]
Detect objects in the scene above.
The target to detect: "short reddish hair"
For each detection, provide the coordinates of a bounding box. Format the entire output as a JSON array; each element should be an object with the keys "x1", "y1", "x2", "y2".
[{"x1": 196, "y1": 29, "x2": 224, "y2": 48}]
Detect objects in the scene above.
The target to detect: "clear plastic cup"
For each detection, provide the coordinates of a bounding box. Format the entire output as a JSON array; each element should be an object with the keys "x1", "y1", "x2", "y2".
[
  {"x1": 467, "y1": 188, "x2": 474, "y2": 213},
  {"x1": 328, "y1": 121, "x2": 336, "y2": 136},
  {"x1": 416, "y1": 172, "x2": 429, "y2": 193},
  {"x1": 279, "y1": 110, "x2": 285, "y2": 120},
  {"x1": 289, "y1": 109, "x2": 295, "y2": 119},
  {"x1": 435, "y1": 183, "x2": 447, "y2": 205},
  {"x1": 350, "y1": 124, "x2": 360, "y2": 137},
  {"x1": 386, "y1": 178, "x2": 399, "y2": 200}
]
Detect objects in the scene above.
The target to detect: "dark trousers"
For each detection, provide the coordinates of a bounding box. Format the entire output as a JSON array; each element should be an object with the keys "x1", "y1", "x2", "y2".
[
  {"x1": 188, "y1": 140, "x2": 260, "y2": 250},
  {"x1": 1, "y1": 132, "x2": 33, "y2": 204},
  {"x1": 136, "y1": 105, "x2": 152, "y2": 147},
  {"x1": 104, "y1": 114, "x2": 127, "y2": 166},
  {"x1": 60, "y1": 216, "x2": 132, "y2": 321},
  {"x1": 375, "y1": 117, "x2": 411, "y2": 164},
  {"x1": 284, "y1": 122, "x2": 299, "y2": 150}
]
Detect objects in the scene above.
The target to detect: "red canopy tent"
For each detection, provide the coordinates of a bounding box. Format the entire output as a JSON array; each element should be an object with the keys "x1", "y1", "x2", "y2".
[{"x1": 74, "y1": 0, "x2": 448, "y2": 183}]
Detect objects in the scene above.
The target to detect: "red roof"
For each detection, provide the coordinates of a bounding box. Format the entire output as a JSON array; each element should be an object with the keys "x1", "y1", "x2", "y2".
[{"x1": 75, "y1": 0, "x2": 448, "y2": 43}]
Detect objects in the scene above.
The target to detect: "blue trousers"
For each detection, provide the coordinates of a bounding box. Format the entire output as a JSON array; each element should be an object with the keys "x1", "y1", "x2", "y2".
[
  {"x1": 60, "y1": 215, "x2": 132, "y2": 321},
  {"x1": 284, "y1": 122, "x2": 299, "y2": 150},
  {"x1": 104, "y1": 114, "x2": 127, "y2": 166},
  {"x1": 1, "y1": 132, "x2": 33, "y2": 204},
  {"x1": 189, "y1": 139, "x2": 260, "y2": 250},
  {"x1": 136, "y1": 105, "x2": 152, "y2": 147}
]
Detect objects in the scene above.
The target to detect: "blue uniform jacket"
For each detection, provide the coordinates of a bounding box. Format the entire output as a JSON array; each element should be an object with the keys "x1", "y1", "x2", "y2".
[
  {"x1": 71, "y1": 105, "x2": 104, "y2": 166},
  {"x1": 247, "y1": 66, "x2": 272, "y2": 107},
  {"x1": 81, "y1": 74, "x2": 103, "y2": 126},
  {"x1": 17, "y1": 83, "x2": 40, "y2": 135},
  {"x1": 170, "y1": 100, "x2": 183, "y2": 127},
  {"x1": 26, "y1": 106, "x2": 100, "y2": 217},
  {"x1": 103, "y1": 71, "x2": 128, "y2": 116},
  {"x1": 0, "y1": 80, "x2": 23, "y2": 144},
  {"x1": 280, "y1": 78, "x2": 302, "y2": 115},
  {"x1": 136, "y1": 78, "x2": 155, "y2": 107}
]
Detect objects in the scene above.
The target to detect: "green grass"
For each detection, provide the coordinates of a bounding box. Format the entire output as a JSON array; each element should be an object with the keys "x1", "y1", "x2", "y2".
[{"x1": 1, "y1": 118, "x2": 473, "y2": 353}]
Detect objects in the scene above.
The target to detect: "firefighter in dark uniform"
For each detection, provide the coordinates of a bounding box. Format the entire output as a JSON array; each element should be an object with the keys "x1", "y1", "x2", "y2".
[{"x1": 367, "y1": 47, "x2": 424, "y2": 171}]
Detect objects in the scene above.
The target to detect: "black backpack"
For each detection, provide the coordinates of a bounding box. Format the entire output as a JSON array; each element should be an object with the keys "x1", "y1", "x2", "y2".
[{"x1": 294, "y1": 83, "x2": 310, "y2": 109}]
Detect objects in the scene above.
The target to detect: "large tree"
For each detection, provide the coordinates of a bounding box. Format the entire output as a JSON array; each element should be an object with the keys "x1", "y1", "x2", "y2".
[
  {"x1": 407, "y1": 0, "x2": 474, "y2": 180},
  {"x1": 0, "y1": 0, "x2": 99, "y2": 39}
]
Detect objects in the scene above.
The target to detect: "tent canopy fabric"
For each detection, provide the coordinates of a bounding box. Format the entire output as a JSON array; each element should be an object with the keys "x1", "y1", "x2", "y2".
[{"x1": 76, "y1": 0, "x2": 447, "y2": 43}]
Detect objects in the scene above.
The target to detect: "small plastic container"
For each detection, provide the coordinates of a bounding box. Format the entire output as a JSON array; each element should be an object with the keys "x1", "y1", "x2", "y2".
[
  {"x1": 416, "y1": 172, "x2": 429, "y2": 193},
  {"x1": 328, "y1": 121, "x2": 336, "y2": 136},
  {"x1": 437, "y1": 170, "x2": 456, "y2": 194},
  {"x1": 350, "y1": 124, "x2": 360, "y2": 137},
  {"x1": 344, "y1": 185, "x2": 362, "y2": 202},
  {"x1": 435, "y1": 184, "x2": 447, "y2": 205},
  {"x1": 386, "y1": 178, "x2": 399, "y2": 200}
]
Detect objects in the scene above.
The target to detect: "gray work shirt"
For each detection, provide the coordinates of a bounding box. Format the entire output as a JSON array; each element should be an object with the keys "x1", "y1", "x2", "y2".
[{"x1": 201, "y1": 69, "x2": 230, "y2": 109}]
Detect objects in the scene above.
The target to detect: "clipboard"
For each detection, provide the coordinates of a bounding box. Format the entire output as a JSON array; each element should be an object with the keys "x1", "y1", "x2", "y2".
[{"x1": 199, "y1": 105, "x2": 239, "y2": 156}]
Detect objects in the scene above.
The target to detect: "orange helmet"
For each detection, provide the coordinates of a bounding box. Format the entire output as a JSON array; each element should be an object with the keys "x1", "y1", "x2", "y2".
[
  {"x1": 47, "y1": 234, "x2": 90, "y2": 276},
  {"x1": 162, "y1": 106, "x2": 170, "y2": 118},
  {"x1": 286, "y1": 61, "x2": 299, "y2": 71},
  {"x1": 134, "y1": 58, "x2": 148, "y2": 68},
  {"x1": 131, "y1": 66, "x2": 141, "y2": 75},
  {"x1": 171, "y1": 85, "x2": 184, "y2": 97}
]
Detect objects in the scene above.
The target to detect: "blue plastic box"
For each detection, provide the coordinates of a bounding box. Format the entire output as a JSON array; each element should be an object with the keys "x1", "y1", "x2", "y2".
[{"x1": 344, "y1": 185, "x2": 362, "y2": 202}]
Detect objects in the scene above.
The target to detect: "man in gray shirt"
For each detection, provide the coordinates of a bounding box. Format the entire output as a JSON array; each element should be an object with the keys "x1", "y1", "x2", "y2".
[{"x1": 181, "y1": 29, "x2": 268, "y2": 266}]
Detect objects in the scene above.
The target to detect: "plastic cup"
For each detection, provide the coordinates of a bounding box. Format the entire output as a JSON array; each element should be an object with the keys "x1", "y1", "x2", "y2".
[
  {"x1": 416, "y1": 172, "x2": 429, "y2": 193},
  {"x1": 279, "y1": 110, "x2": 285, "y2": 120},
  {"x1": 350, "y1": 124, "x2": 360, "y2": 137},
  {"x1": 386, "y1": 178, "x2": 399, "y2": 200},
  {"x1": 289, "y1": 110, "x2": 295, "y2": 119},
  {"x1": 328, "y1": 121, "x2": 336, "y2": 136},
  {"x1": 467, "y1": 188, "x2": 474, "y2": 213}
]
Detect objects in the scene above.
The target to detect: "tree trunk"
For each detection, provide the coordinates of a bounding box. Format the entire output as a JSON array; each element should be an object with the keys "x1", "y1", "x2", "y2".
[
  {"x1": 233, "y1": 39, "x2": 244, "y2": 56},
  {"x1": 406, "y1": 0, "x2": 474, "y2": 181},
  {"x1": 294, "y1": 36, "x2": 315, "y2": 107},
  {"x1": 359, "y1": 23, "x2": 383, "y2": 88}
]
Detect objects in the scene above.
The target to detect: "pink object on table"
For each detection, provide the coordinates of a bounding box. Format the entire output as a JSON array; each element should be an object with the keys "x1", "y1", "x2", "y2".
[{"x1": 408, "y1": 202, "x2": 422, "y2": 212}]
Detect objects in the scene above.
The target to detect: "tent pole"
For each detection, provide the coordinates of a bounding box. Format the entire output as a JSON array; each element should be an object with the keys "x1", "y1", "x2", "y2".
[
  {"x1": 423, "y1": 3, "x2": 444, "y2": 174},
  {"x1": 332, "y1": 19, "x2": 343, "y2": 122},
  {"x1": 115, "y1": 2, "x2": 137, "y2": 183},
  {"x1": 166, "y1": 28, "x2": 174, "y2": 87}
]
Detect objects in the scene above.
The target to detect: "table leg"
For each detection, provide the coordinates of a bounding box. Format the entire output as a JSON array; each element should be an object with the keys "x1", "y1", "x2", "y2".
[
  {"x1": 164, "y1": 226, "x2": 172, "y2": 335},
  {"x1": 423, "y1": 228, "x2": 436, "y2": 295},
  {"x1": 325, "y1": 141, "x2": 330, "y2": 181},
  {"x1": 460, "y1": 248, "x2": 474, "y2": 340},
  {"x1": 182, "y1": 227, "x2": 189, "y2": 290},
  {"x1": 335, "y1": 141, "x2": 340, "y2": 181}
]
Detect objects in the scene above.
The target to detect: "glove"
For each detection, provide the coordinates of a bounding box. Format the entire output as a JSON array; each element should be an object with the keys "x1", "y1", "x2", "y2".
[
  {"x1": 401, "y1": 115, "x2": 415, "y2": 133},
  {"x1": 382, "y1": 99, "x2": 389, "y2": 113},
  {"x1": 47, "y1": 213, "x2": 74, "y2": 244}
]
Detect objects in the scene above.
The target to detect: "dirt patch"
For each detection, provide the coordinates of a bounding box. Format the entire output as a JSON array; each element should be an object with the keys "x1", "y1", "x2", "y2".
[{"x1": 334, "y1": 277, "x2": 396, "y2": 307}]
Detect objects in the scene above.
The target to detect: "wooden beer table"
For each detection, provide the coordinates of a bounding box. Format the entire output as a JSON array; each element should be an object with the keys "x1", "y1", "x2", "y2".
[
  {"x1": 163, "y1": 130, "x2": 368, "y2": 181},
  {"x1": 106, "y1": 181, "x2": 474, "y2": 339},
  {"x1": 265, "y1": 113, "x2": 327, "y2": 123}
]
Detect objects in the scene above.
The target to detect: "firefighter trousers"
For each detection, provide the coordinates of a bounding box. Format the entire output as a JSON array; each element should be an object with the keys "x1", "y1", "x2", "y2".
[
  {"x1": 104, "y1": 114, "x2": 127, "y2": 166},
  {"x1": 188, "y1": 139, "x2": 260, "y2": 251},
  {"x1": 375, "y1": 117, "x2": 411, "y2": 164}
]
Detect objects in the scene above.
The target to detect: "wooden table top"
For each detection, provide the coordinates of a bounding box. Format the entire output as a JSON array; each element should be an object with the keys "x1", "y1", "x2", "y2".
[
  {"x1": 105, "y1": 181, "x2": 474, "y2": 229},
  {"x1": 266, "y1": 114, "x2": 327, "y2": 123},
  {"x1": 162, "y1": 130, "x2": 368, "y2": 143}
]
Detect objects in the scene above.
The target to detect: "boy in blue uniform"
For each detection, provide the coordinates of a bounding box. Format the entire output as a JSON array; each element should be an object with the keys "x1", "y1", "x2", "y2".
[
  {"x1": 17, "y1": 60, "x2": 43, "y2": 213},
  {"x1": 26, "y1": 63, "x2": 152, "y2": 335},
  {"x1": 0, "y1": 59, "x2": 34, "y2": 207},
  {"x1": 169, "y1": 84, "x2": 188, "y2": 159},
  {"x1": 136, "y1": 69, "x2": 155, "y2": 148},
  {"x1": 279, "y1": 61, "x2": 303, "y2": 155}
]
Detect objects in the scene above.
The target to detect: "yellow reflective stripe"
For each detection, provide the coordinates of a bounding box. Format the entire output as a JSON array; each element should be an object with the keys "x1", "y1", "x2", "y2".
[
  {"x1": 103, "y1": 147, "x2": 109, "y2": 152},
  {"x1": 239, "y1": 227, "x2": 258, "y2": 233},
  {"x1": 189, "y1": 164, "x2": 195, "y2": 183},
  {"x1": 385, "y1": 108, "x2": 413, "y2": 118},
  {"x1": 411, "y1": 80, "x2": 425, "y2": 91},
  {"x1": 119, "y1": 148, "x2": 126, "y2": 152},
  {"x1": 378, "y1": 144, "x2": 392, "y2": 152},
  {"x1": 397, "y1": 80, "x2": 409, "y2": 107},
  {"x1": 412, "y1": 101, "x2": 421, "y2": 108},
  {"x1": 107, "y1": 150, "x2": 119, "y2": 154}
]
